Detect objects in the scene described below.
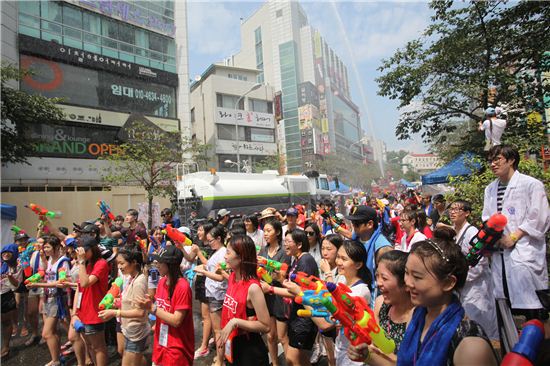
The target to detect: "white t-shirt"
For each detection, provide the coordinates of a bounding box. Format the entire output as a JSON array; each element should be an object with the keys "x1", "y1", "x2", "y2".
[
  {"x1": 205, "y1": 247, "x2": 227, "y2": 300},
  {"x1": 481, "y1": 118, "x2": 507, "y2": 145},
  {"x1": 335, "y1": 281, "x2": 372, "y2": 366},
  {"x1": 179, "y1": 246, "x2": 194, "y2": 273},
  {"x1": 247, "y1": 229, "x2": 266, "y2": 249},
  {"x1": 399, "y1": 230, "x2": 427, "y2": 253},
  {"x1": 45, "y1": 256, "x2": 70, "y2": 297}
]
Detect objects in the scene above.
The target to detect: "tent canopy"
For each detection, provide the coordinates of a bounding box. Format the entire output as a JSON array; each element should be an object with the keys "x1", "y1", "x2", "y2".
[
  {"x1": 422, "y1": 152, "x2": 481, "y2": 185},
  {"x1": 1, "y1": 204, "x2": 17, "y2": 221},
  {"x1": 329, "y1": 180, "x2": 351, "y2": 193},
  {"x1": 399, "y1": 178, "x2": 416, "y2": 188}
]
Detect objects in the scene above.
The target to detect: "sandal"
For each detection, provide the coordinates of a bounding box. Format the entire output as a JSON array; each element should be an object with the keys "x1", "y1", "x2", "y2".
[
  {"x1": 25, "y1": 335, "x2": 40, "y2": 346},
  {"x1": 44, "y1": 361, "x2": 61, "y2": 366},
  {"x1": 1, "y1": 349, "x2": 10, "y2": 360},
  {"x1": 20, "y1": 327, "x2": 29, "y2": 337}
]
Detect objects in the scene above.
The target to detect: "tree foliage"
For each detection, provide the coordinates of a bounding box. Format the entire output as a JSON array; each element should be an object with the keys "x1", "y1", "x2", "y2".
[
  {"x1": 1, "y1": 62, "x2": 64, "y2": 165},
  {"x1": 102, "y1": 122, "x2": 209, "y2": 228},
  {"x1": 377, "y1": 1, "x2": 549, "y2": 153}
]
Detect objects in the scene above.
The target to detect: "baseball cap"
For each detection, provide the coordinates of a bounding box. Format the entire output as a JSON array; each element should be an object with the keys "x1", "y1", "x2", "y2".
[
  {"x1": 177, "y1": 226, "x2": 191, "y2": 236},
  {"x1": 65, "y1": 237, "x2": 77, "y2": 248},
  {"x1": 152, "y1": 245, "x2": 183, "y2": 264},
  {"x1": 217, "y1": 209, "x2": 230, "y2": 217},
  {"x1": 286, "y1": 207, "x2": 298, "y2": 217},
  {"x1": 485, "y1": 107, "x2": 496, "y2": 116},
  {"x1": 345, "y1": 205, "x2": 377, "y2": 223},
  {"x1": 78, "y1": 236, "x2": 99, "y2": 250},
  {"x1": 74, "y1": 223, "x2": 100, "y2": 236},
  {"x1": 14, "y1": 232, "x2": 30, "y2": 241}
]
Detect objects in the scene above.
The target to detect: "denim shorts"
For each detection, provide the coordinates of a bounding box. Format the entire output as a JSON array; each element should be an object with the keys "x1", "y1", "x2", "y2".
[
  {"x1": 125, "y1": 335, "x2": 149, "y2": 353},
  {"x1": 206, "y1": 297, "x2": 223, "y2": 313},
  {"x1": 83, "y1": 322, "x2": 105, "y2": 335}
]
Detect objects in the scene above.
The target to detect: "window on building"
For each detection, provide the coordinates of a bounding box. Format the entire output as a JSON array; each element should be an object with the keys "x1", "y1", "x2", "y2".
[
  {"x1": 250, "y1": 128, "x2": 275, "y2": 143},
  {"x1": 217, "y1": 93, "x2": 245, "y2": 110},
  {"x1": 254, "y1": 27, "x2": 262, "y2": 45},
  {"x1": 63, "y1": 5, "x2": 82, "y2": 28},
  {"x1": 249, "y1": 98, "x2": 273, "y2": 114},
  {"x1": 190, "y1": 108, "x2": 195, "y2": 123},
  {"x1": 118, "y1": 23, "x2": 135, "y2": 45},
  {"x1": 217, "y1": 124, "x2": 245, "y2": 141},
  {"x1": 19, "y1": 1, "x2": 40, "y2": 16},
  {"x1": 101, "y1": 18, "x2": 118, "y2": 39},
  {"x1": 42, "y1": 1, "x2": 62, "y2": 22},
  {"x1": 276, "y1": 9, "x2": 283, "y2": 18}
]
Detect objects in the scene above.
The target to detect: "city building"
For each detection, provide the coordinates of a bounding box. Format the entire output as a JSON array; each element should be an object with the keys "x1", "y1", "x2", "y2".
[
  {"x1": 402, "y1": 153, "x2": 441, "y2": 174},
  {"x1": 1, "y1": 0, "x2": 190, "y2": 230},
  {"x1": 230, "y1": 0, "x2": 364, "y2": 173},
  {"x1": 365, "y1": 135, "x2": 387, "y2": 164},
  {"x1": 189, "y1": 64, "x2": 276, "y2": 172}
]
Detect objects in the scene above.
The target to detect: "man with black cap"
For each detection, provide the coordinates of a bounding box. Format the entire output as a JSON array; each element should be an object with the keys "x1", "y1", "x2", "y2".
[
  {"x1": 282, "y1": 207, "x2": 303, "y2": 237},
  {"x1": 161, "y1": 208, "x2": 181, "y2": 229},
  {"x1": 345, "y1": 205, "x2": 393, "y2": 301}
]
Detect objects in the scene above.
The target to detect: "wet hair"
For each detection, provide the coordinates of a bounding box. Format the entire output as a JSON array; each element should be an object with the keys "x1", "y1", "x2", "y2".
[
  {"x1": 323, "y1": 234, "x2": 343, "y2": 250},
  {"x1": 488, "y1": 144, "x2": 520, "y2": 170},
  {"x1": 378, "y1": 250, "x2": 408, "y2": 287},
  {"x1": 117, "y1": 248, "x2": 144, "y2": 273},
  {"x1": 230, "y1": 219, "x2": 247, "y2": 236},
  {"x1": 243, "y1": 214, "x2": 259, "y2": 230},
  {"x1": 166, "y1": 260, "x2": 182, "y2": 300},
  {"x1": 115, "y1": 215, "x2": 124, "y2": 222},
  {"x1": 88, "y1": 244, "x2": 102, "y2": 266},
  {"x1": 451, "y1": 199, "x2": 472, "y2": 213},
  {"x1": 209, "y1": 225, "x2": 227, "y2": 243},
  {"x1": 342, "y1": 240, "x2": 372, "y2": 288},
  {"x1": 229, "y1": 235, "x2": 258, "y2": 281},
  {"x1": 285, "y1": 229, "x2": 310, "y2": 252},
  {"x1": 264, "y1": 220, "x2": 283, "y2": 244},
  {"x1": 409, "y1": 227, "x2": 468, "y2": 291},
  {"x1": 416, "y1": 210, "x2": 429, "y2": 230},
  {"x1": 44, "y1": 235, "x2": 62, "y2": 250},
  {"x1": 127, "y1": 209, "x2": 138, "y2": 218},
  {"x1": 401, "y1": 209, "x2": 420, "y2": 229}
]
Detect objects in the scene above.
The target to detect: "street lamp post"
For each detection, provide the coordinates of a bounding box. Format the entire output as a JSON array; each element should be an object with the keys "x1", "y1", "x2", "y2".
[{"x1": 234, "y1": 83, "x2": 262, "y2": 172}]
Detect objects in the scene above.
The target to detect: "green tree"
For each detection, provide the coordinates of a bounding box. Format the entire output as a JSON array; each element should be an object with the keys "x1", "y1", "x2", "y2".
[
  {"x1": 102, "y1": 122, "x2": 209, "y2": 228},
  {"x1": 377, "y1": 1, "x2": 549, "y2": 154},
  {"x1": 253, "y1": 154, "x2": 281, "y2": 173},
  {"x1": 1, "y1": 62, "x2": 64, "y2": 164}
]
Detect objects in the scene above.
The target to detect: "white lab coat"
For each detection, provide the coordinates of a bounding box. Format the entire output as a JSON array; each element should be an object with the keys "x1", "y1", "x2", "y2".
[
  {"x1": 455, "y1": 223, "x2": 498, "y2": 339},
  {"x1": 482, "y1": 171, "x2": 550, "y2": 309}
]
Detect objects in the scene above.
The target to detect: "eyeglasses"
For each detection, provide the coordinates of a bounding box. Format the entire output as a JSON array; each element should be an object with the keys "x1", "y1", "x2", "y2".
[
  {"x1": 425, "y1": 239, "x2": 450, "y2": 263},
  {"x1": 305, "y1": 231, "x2": 316, "y2": 237},
  {"x1": 488, "y1": 155, "x2": 506, "y2": 165},
  {"x1": 398, "y1": 218, "x2": 410, "y2": 222},
  {"x1": 448, "y1": 207, "x2": 464, "y2": 213}
]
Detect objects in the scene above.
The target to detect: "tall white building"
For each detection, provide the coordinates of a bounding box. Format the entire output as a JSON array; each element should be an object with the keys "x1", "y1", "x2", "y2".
[{"x1": 231, "y1": 0, "x2": 363, "y2": 173}]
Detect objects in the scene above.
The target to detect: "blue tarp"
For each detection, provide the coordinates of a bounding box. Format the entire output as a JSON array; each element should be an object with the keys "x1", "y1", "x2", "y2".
[
  {"x1": 329, "y1": 180, "x2": 351, "y2": 193},
  {"x1": 1, "y1": 204, "x2": 17, "y2": 221},
  {"x1": 422, "y1": 152, "x2": 481, "y2": 185},
  {"x1": 399, "y1": 179, "x2": 416, "y2": 188}
]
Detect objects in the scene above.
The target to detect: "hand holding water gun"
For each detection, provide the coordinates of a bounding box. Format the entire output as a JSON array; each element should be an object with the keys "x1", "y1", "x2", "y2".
[
  {"x1": 25, "y1": 269, "x2": 45, "y2": 285},
  {"x1": 290, "y1": 271, "x2": 326, "y2": 294},
  {"x1": 99, "y1": 277, "x2": 123, "y2": 310},
  {"x1": 162, "y1": 224, "x2": 192, "y2": 246},
  {"x1": 466, "y1": 213, "x2": 507, "y2": 266},
  {"x1": 20, "y1": 243, "x2": 38, "y2": 277},
  {"x1": 26, "y1": 203, "x2": 62, "y2": 233},
  {"x1": 58, "y1": 268, "x2": 68, "y2": 282},
  {"x1": 257, "y1": 266, "x2": 273, "y2": 284},
  {"x1": 296, "y1": 289, "x2": 334, "y2": 323},
  {"x1": 323, "y1": 281, "x2": 395, "y2": 354},
  {"x1": 97, "y1": 200, "x2": 115, "y2": 221},
  {"x1": 258, "y1": 257, "x2": 288, "y2": 278}
]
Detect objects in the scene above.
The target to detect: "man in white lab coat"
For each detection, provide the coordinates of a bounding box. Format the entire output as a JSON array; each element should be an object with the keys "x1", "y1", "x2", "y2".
[{"x1": 483, "y1": 145, "x2": 549, "y2": 321}]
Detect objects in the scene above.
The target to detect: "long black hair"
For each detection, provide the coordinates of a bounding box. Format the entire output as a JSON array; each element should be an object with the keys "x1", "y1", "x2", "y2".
[
  {"x1": 342, "y1": 240, "x2": 372, "y2": 289},
  {"x1": 166, "y1": 260, "x2": 182, "y2": 300}
]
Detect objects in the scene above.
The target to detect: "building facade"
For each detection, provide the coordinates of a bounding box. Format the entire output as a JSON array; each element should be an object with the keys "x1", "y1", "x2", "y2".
[
  {"x1": 1, "y1": 0, "x2": 189, "y2": 230},
  {"x1": 402, "y1": 153, "x2": 441, "y2": 174},
  {"x1": 190, "y1": 64, "x2": 276, "y2": 172},
  {"x1": 231, "y1": 0, "x2": 363, "y2": 173}
]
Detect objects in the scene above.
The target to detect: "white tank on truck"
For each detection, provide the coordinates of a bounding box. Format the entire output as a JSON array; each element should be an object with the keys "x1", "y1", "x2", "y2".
[{"x1": 175, "y1": 170, "x2": 330, "y2": 219}]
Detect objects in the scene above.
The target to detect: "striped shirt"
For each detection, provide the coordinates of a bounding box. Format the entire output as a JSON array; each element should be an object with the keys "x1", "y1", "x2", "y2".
[{"x1": 497, "y1": 181, "x2": 507, "y2": 212}]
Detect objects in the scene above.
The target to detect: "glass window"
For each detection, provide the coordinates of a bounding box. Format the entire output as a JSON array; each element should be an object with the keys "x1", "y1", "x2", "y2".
[
  {"x1": 63, "y1": 5, "x2": 82, "y2": 28},
  {"x1": 64, "y1": 26, "x2": 82, "y2": 40},
  {"x1": 83, "y1": 33, "x2": 100, "y2": 45},
  {"x1": 149, "y1": 33, "x2": 165, "y2": 53},
  {"x1": 101, "y1": 18, "x2": 118, "y2": 39},
  {"x1": 254, "y1": 27, "x2": 262, "y2": 44},
  {"x1": 190, "y1": 108, "x2": 195, "y2": 123},
  {"x1": 41, "y1": 20, "x2": 61, "y2": 34},
  {"x1": 19, "y1": 1, "x2": 40, "y2": 16},
  {"x1": 250, "y1": 128, "x2": 275, "y2": 143},
  {"x1": 83, "y1": 12, "x2": 101, "y2": 34},
  {"x1": 217, "y1": 125, "x2": 245, "y2": 141},
  {"x1": 249, "y1": 99, "x2": 271, "y2": 113},
  {"x1": 118, "y1": 23, "x2": 135, "y2": 45},
  {"x1": 42, "y1": 1, "x2": 62, "y2": 22},
  {"x1": 217, "y1": 93, "x2": 244, "y2": 110},
  {"x1": 135, "y1": 28, "x2": 149, "y2": 49},
  {"x1": 276, "y1": 9, "x2": 283, "y2": 18},
  {"x1": 19, "y1": 13, "x2": 40, "y2": 28},
  {"x1": 319, "y1": 178, "x2": 329, "y2": 191}
]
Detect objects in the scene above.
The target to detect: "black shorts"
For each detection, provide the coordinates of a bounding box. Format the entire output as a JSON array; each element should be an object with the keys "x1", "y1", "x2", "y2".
[
  {"x1": 194, "y1": 276, "x2": 208, "y2": 303},
  {"x1": 1, "y1": 291, "x2": 16, "y2": 313},
  {"x1": 228, "y1": 333, "x2": 269, "y2": 366},
  {"x1": 14, "y1": 282, "x2": 28, "y2": 294},
  {"x1": 288, "y1": 317, "x2": 317, "y2": 350}
]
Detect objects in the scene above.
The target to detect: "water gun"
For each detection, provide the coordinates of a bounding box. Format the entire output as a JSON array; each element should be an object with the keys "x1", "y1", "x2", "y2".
[
  {"x1": 296, "y1": 289, "x2": 334, "y2": 323},
  {"x1": 26, "y1": 203, "x2": 62, "y2": 233},
  {"x1": 138, "y1": 239, "x2": 148, "y2": 251},
  {"x1": 323, "y1": 281, "x2": 395, "y2": 354},
  {"x1": 258, "y1": 257, "x2": 288, "y2": 278},
  {"x1": 58, "y1": 268, "x2": 68, "y2": 282},
  {"x1": 162, "y1": 224, "x2": 192, "y2": 246},
  {"x1": 20, "y1": 243, "x2": 37, "y2": 277},
  {"x1": 73, "y1": 320, "x2": 84, "y2": 333},
  {"x1": 97, "y1": 200, "x2": 115, "y2": 221},
  {"x1": 98, "y1": 277, "x2": 123, "y2": 310},
  {"x1": 318, "y1": 209, "x2": 343, "y2": 225},
  {"x1": 25, "y1": 269, "x2": 45, "y2": 285},
  {"x1": 466, "y1": 213, "x2": 508, "y2": 266},
  {"x1": 257, "y1": 266, "x2": 273, "y2": 284},
  {"x1": 501, "y1": 319, "x2": 545, "y2": 366},
  {"x1": 219, "y1": 262, "x2": 228, "y2": 271},
  {"x1": 11, "y1": 225, "x2": 24, "y2": 235},
  {"x1": 290, "y1": 271, "x2": 326, "y2": 294}
]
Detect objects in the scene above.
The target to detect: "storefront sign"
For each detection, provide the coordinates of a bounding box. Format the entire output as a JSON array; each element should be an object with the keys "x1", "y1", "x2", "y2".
[
  {"x1": 68, "y1": 0, "x2": 176, "y2": 37},
  {"x1": 216, "y1": 107, "x2": 275, "y2": 129},
  {"x1": 215, "y1": 140, "x2": 277, "y2": 156},
  {"x1": 19, "y1": 35, "x2": 177, "y2": 86}
]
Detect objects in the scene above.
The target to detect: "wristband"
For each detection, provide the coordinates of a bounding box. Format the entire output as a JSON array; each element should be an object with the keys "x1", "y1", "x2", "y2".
[
  {"x1": 509, "y1": 233, "x2": 519, "y2": 243},
  {"x1": 269, "y1": 286, "x2": 275, "y2": 295}
]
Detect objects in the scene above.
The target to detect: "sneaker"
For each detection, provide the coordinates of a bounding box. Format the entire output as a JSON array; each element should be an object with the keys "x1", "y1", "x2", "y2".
[
  {"x1": 208, "y1": 337, "x2": 215, "y2": 346},
  {"x1": 61, "y1": 347, "x2": 74, "y2": 357},
  {"x1": 194, "y1": 347, "x2": 210, "y2": 359}
]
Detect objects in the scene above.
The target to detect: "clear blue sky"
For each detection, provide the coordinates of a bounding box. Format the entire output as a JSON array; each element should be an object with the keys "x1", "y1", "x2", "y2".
[{"x1": 187, "y1": 0, "x2": 432, "y2": 153}]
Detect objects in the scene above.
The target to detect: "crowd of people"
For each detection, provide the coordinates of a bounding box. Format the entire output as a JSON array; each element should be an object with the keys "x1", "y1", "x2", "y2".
[{"x1": 1, "y1": 144, "x2": 548, "y2": 366}]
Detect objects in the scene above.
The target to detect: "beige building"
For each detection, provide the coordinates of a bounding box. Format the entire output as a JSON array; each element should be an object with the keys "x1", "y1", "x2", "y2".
[
  {"x1": 402, "y1": 153, "x2": 441, "y2": 175},
  {"x1": 190, "y1": 64, "x2": 276, "y2": 172}
]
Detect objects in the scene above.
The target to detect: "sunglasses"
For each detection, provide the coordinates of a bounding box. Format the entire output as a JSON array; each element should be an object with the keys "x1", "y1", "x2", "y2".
[{"x1": 305, "y1": 231, "x2": 316, "y2": 237}]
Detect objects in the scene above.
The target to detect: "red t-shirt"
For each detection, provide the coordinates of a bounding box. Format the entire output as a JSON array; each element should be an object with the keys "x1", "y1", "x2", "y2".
[
  {"x1": 76, "y1": 259, "x2": 109, "y2": 324},
  {"x1": 422, "y1": 225, "x2": 433, "y2": 239},
  {"x1": 391, "y1": 216, "x2": 404, "y2": 245},
  {"x1": 221, "y1": 273, "x2": 259, "y2": 332},
  {"x1": 152, "y1": 277, "x2": 193, "y2": 366}
]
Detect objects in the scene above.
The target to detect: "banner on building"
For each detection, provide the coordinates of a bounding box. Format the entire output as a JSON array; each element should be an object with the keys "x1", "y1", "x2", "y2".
[{"x1": 215, "y1": 107, "x2": 275, "y2": 129}]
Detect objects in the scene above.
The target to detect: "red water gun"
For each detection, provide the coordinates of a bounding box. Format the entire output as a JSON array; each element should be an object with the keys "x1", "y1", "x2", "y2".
[
  {"x1": 290, "y1": 271, "x2": 326, "y2": 293},
  {"x1": 466, "y1": 213, "x2": 508, "y2": 266},
  {"x1": 323, "y1": 281, "x2": 395, "y2": 354},
  {"x1": 97, "y1": 200, "x2": 115, "y2": 221},
  {"x1": 26, "y1": 203, "x2": 61, "y2": 233},
  {"x1": 162, "y1": 224, "x2": 192, "y2": 246},
  {"x1": 99, "y1": 277, "x2": 123, "y2": 310}
]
